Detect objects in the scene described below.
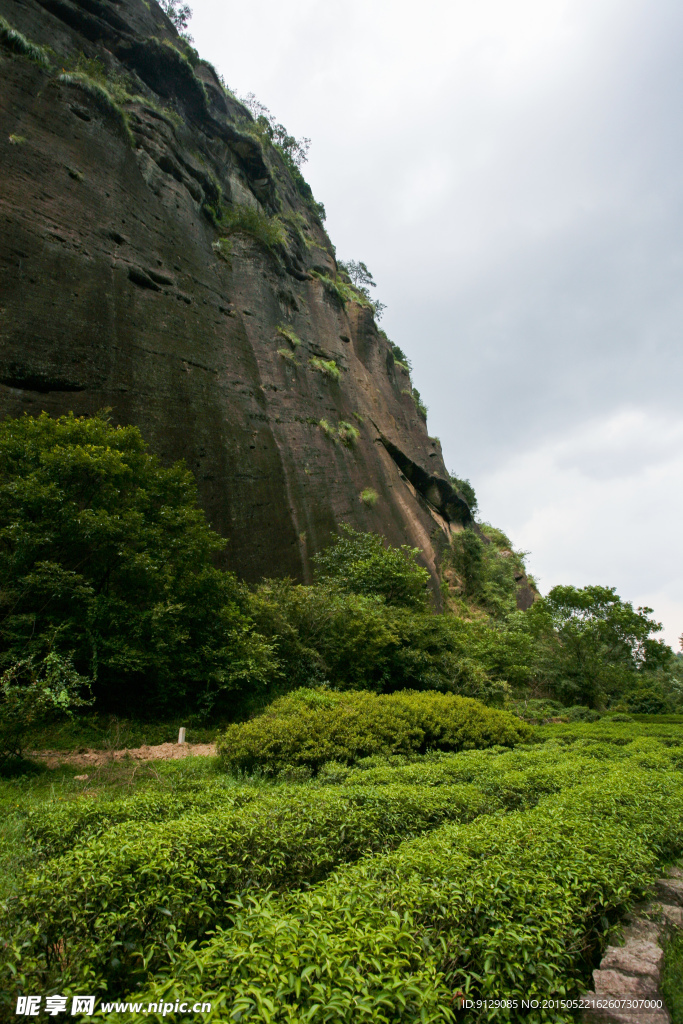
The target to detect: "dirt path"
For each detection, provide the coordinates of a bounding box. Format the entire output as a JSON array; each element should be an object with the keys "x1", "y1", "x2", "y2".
[{"x1": 28, "y1": 742, "x2": 217, "y2": 769}]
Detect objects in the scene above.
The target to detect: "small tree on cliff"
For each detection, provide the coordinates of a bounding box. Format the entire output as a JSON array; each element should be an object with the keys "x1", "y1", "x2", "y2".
[
  {"x1": 158, "y1": 0, "x2": 193, "y2": 39},
  {"x1": 0, "y1": 412, "x2": 275, "y2": 717},
  {"x1": 313, "y1": 524, "x2": 430, "y2": 610}
]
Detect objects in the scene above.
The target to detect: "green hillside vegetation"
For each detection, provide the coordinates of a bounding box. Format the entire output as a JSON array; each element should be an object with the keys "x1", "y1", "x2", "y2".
[{"x1": 0, "y1": 410, "x2": 678, "y2": 767}]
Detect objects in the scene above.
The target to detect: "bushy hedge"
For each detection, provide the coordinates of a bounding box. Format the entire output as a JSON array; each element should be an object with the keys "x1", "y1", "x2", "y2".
[
  {"x1": 2, "y1": 783, "x2": 494, "y2": 997},
  {"x1": 22, "y1": 781, "x2": 258, "y2": 860},
  {"x1": 119, "y1": 767, "x2": 683, "y2": 1023},
  {"x1": 217, "y1": 689, "x2": 532, "y2": 773}
]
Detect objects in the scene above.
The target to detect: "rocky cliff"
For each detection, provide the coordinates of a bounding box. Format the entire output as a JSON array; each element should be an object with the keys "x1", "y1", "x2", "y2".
[{"x1": 0, "y1": 0, "x2": 472, "y2": 591}]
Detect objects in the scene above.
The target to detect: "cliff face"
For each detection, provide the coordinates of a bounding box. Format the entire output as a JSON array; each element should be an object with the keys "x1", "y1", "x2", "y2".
[{"x1": 0, "y1": 0, "x2": 471, "y2": 589}]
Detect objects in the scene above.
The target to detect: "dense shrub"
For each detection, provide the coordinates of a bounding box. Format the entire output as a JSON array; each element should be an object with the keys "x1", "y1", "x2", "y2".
[
  {"x1": 217, "y1": 689, "x2": 531, "y2": 773},
  {"x1": 123, "y1": 767, "x2": 683, "y2": 1023},
  {"x1": 0, "y1": 413, "x2": 276, "y2": 716},
  {"x1": 313, "y1": 524, "x2": 430, "y2": 609},
  {"x1": 247, "y1": 579, "x2": 535, "y2": 700}
]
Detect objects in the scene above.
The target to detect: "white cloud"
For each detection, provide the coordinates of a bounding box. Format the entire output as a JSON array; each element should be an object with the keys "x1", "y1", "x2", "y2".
[{"x1": 476, "y1": 410, "x2": 683, "y2": 645}]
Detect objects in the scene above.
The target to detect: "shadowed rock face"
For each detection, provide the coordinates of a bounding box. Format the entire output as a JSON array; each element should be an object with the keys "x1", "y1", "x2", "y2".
[{"x1": 0, "y1": 0, "x2": 471, "y2": 590}]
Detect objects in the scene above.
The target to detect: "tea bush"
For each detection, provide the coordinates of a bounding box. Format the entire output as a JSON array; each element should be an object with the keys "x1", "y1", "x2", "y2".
[
  {"x1": 216, "y1": 689, "x2": 532, "y2": 773},
  {"x1": 122, "y1": 766, "x2": 683, "y2": 1023},
  {"x1": 23, "y1": 781, "x2": 258, "y2": 860},
  {"x1": 2, "y1": 783, "x2": 495, "y2": 995}
]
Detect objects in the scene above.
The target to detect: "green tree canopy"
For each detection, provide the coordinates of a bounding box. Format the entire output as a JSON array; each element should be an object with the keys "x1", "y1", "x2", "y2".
[
  {"x1": 0, "y1": 412, "x2": 275, "y2": 716},
  {"x1": 525, "y1": 584, "x2": 671, "y2": 707}
]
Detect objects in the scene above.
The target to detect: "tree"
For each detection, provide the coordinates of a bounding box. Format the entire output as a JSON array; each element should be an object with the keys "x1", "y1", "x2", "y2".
[
  {"x1": 313, "y1": 524, "x2": 430, "y2": 610},
  {"x1": 341, "y1": 261, "x2": 376, "y2": 290},
  {"x1": 524, "y1": 584, "x2": 671, "y2": 707},
  {"x1": 0, "y1": 412, "x2": 275, "y2": 717},
  {"x1": 159, "y1": 0, "x2": 193, "y2": 38}
]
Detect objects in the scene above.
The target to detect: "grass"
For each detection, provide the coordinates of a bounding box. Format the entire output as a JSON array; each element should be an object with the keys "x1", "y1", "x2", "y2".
[
  {"x1": 360, "y1": 487, "x2": 379, "y2": 507},
  {"x1": 309, "y1": 356, "x2": 340, "y2": 381},
  {"x1": 20, "y1": 713, "x2": 222, "y2": 752},
  {"x1": 211, "y1": 238, "x2": 231, "y2": 263},
  {"x1": 277, "y1": 347, "x2": 297, "y2": 363},
  {"x1": 337, "y1": 421, "x2": 360, "y2": 447},
  {"x1": 316, "y1": 418, "x2": 359, "y2": 444},
  {"x1": 663, "y1": 925, "x2": 683, "y2": 1024},
  {"x1": 309, "y1": 270, "x2": 373, "y2": 310},
  {"x1": 219, "y1": 205, "x2": 284, "y2": 254},
  {"x1": 276, "y1": 324, "x2": 302, "y2": 348},
  {"x1": 0, "y1": 16, "x2": 49, "y2": 65}
]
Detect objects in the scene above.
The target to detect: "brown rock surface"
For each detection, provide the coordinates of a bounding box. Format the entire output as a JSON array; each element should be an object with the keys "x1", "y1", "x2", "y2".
[
  {"x1": 0, "y1": 0, "x2": 475, "y2": 591},
  {"x1": 600, "y1": 942, "x2": 663, "y2": 979},
  {"x1": 655, "y1": 878, "x2": 683, "y2": 907},
  {"x1": 593, "y1": 969, "x2": 659, "y2": 999}
]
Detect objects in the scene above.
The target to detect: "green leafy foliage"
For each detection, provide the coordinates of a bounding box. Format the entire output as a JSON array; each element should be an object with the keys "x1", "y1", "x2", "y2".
[
  {"x1": 219, "y1": 204, "x2": 285, "y2": 253},
  {"x1": 217, "y1": 689, "x2": 531, "y2": 773},
  {"x1": 524, "y1": 585, "x2": 671, "y2": 708},
  {"x1": 360, "y1": 487, "x2": 379, "y2": 507},
  {"x1": 0, "y1": 413, "x2": 275, "y2": 717},
  {"x1": 449, "y1": 473, "x2": 478, "y2": 514},
  {"x1": 0, "y1": 653, "x2": 92, "y2": 766},
  {"x1": 336, "y1": 421, "x2": 359, "y2": 448},
  {"x1": 3, "y1": 782, "x2": 496, "y2": 997},
  {"x1": 247, "y1": 576, "x2": 535, "y2": 699},
  {"x1": 314, "y1": 524, "x2": 430, "y2": 609}
]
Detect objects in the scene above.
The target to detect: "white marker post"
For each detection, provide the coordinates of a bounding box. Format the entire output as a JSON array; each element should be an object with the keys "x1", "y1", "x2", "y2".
[{"x1": 178, "y1": 727, "x2": 186, "y2": 745}]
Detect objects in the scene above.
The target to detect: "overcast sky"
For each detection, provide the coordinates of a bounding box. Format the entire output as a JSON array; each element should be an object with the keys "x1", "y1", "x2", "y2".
[{"x1": 189, "y1": 0, "x2": 683, "y2": 646}]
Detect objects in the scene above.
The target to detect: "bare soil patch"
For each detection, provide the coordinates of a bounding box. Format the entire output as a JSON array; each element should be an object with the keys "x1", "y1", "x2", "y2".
[{"x1": 28, "y1": 742, "x2": 217, "y2": 769}]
